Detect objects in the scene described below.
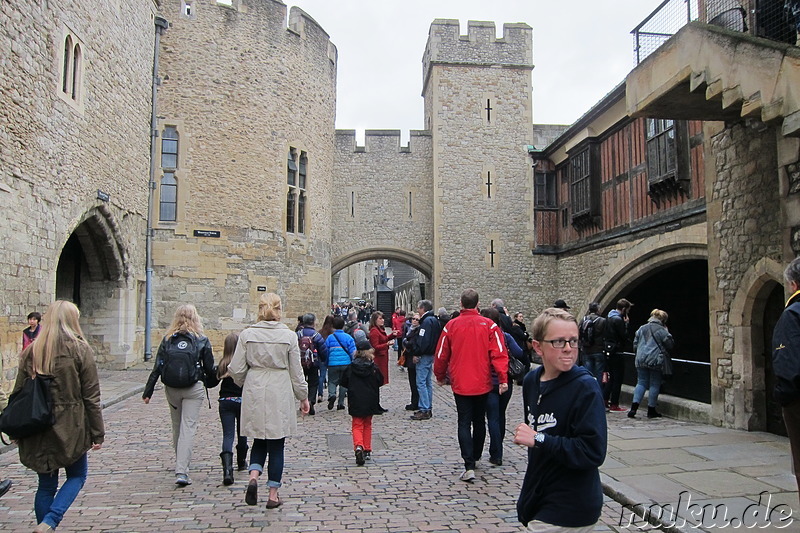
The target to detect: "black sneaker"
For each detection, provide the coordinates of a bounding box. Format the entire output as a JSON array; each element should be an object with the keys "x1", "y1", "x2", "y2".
[
  {"x1": 364, "y1": 451, "x2": 371, "y2": 461},
  {"x1": 337, "y1": 404, "x2": 345, "y2": 410},
  {"x1": 327, "y1": 397, "x2": 335, "y2": 410},
  {"x1": 489, "y1": 457, "x2": 503, "y2": 466},
  {"x1": 405, "y1": 404, "x2": 418, "y2": 411},
  {"x1": 355, "y1": 446, "x2": 365, "y2": 466}
]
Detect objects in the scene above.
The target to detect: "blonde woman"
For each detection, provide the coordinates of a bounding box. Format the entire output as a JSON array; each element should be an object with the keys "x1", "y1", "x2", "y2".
[
  {"x1": 229, "y1": 293, "x2": 309, "y2": 509},
  {"x1": 13, "y1": 301, "x2": 104, "y2": 533},
  {"x1": 143, "y1": 304, "x2": 216, "y2": 486},
  {"x1": 628, "y1": 309, "x2": 675, "y2": 419}
]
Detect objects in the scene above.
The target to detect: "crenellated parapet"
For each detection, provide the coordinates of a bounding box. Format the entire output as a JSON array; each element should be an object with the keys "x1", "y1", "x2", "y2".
[
  {"x1": 335, "y1": 129, "x2": 432, "y2": 154},
  {"x1": 422, "y1": 19, "x2": 532, "y2": 94}
]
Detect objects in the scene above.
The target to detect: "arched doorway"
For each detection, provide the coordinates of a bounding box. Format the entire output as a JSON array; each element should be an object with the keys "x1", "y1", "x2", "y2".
[
  {"x1": 55, "y1": 207, "x2": 134, "y2": 367},
  {"x1": 603, "y1": 259, "x2": 711, "y2": 403}
]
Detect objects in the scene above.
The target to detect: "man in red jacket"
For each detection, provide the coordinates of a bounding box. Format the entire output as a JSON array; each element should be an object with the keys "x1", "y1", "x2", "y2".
[{"x1": 434, "y1": 288, "x2": 508, "y2": 482}]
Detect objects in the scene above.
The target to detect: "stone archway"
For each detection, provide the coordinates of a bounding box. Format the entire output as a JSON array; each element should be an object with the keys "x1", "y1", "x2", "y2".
[
  {"x1": 728, "y1": 257, "x2": 785, "y2": 431},
  {"x1": 331, "y1": 247, "x2": 433, "y2": 281},
  {"x1": 56, "y1": 205, "x2": 137, "y2": 368}
]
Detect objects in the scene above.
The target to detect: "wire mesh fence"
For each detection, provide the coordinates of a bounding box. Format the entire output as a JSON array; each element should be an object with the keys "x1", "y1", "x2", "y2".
[{"x1": 632, "y1": 0, "x2": 800, "y2": 64}]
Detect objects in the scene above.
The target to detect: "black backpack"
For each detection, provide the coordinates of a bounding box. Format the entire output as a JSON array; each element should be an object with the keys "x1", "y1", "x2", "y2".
[
  {"x1": 580, "y1": 316, "x2": 602, "y2": 349},
  {"x1": 297, "y1": 331, "x2": 320, "y2": 369},
  {"x1": 160, "y1": 333, "x2": 202, "y2": 388}
]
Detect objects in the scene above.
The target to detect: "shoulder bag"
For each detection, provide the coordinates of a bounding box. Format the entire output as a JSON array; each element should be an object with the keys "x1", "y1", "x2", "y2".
[{"x1": 0, "y1": 373, "x2": 55, "y2": 444}]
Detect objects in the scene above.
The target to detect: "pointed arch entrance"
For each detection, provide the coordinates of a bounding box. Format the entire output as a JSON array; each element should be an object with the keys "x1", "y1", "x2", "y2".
[{"x1": 55, "y1": 206, "x2": 136, "y2": 368}]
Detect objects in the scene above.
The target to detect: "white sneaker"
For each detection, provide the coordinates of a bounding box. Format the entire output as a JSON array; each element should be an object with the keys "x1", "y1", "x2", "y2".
[{"x1": 459, "y1": 469, "x2": 475, "y2": 482}]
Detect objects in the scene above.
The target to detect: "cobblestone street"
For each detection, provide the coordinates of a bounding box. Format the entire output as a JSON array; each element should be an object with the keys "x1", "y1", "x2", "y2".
[{"x1": 0, "y1": 366, "x2": 630, "y2": 532}]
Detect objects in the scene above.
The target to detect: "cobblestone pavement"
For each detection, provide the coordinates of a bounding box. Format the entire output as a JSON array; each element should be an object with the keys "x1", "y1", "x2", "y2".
[{"x1": 0, "y1": 364, "x2": 636, "y2": 532}]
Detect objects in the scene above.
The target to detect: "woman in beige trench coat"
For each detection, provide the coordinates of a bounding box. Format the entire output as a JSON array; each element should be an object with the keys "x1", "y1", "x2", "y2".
[{"x1": 229, "y1": 293, "x2": 309, "y2": 509}]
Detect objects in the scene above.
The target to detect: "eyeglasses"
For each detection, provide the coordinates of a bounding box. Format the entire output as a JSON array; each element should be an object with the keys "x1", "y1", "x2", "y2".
[
  {"x1": 541, "y1": 338, "x2": 579, "y2": 349},
  {"x1": 412, "y1": 318, "x2": 419, "y2": 321}
]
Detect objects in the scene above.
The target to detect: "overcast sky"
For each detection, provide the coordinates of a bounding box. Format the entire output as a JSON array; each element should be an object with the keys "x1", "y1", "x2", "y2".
[{"x1": 289, "y1": 0, "x2": 666, "y2": 140}]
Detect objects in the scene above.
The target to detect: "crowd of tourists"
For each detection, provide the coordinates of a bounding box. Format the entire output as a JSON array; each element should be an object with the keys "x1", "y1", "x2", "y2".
[{"x1": 8, "y1": 256, "x2": 800, "y2": 532}]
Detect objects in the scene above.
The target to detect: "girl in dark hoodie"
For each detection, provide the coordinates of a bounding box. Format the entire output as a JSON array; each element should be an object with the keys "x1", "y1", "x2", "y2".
[{"x1": 340, "y1": 338, "x2": 383, "y2": 466}]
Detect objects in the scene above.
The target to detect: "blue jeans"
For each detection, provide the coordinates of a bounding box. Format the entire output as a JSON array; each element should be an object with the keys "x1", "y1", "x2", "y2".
[
  {"x1": 415, "y1": 355, "x2": 434, "y2": 411},
  {"x1": 584, "y1": 352, "x2": 606, "y2": 381},
  {"x1": 632, "y1": 367, "x2": 663, "y2": 407},
  {"x1": 486, "y1": 382, "x2": 513, "y2": 462},
  {"x1": 327, "y1": 365, "x2": 349, "y2": 407},
  {"x1": 219, "y1": 399, "x2": 247, "y2": 454},
  {"x1": 249, "y1": 437, "x2": 285, "y2": 488},
  {"x1": 35, "y1": 453, "x2": 88, "y2": 529},
  {"x1": 453, "y1": 393, "x2": 488, "y2": 470}
]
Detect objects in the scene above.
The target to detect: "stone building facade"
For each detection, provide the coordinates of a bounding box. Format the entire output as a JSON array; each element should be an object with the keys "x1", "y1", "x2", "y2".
[
  {"x1": 0, "y1": 0, "x2": 157, "y2": 375},
  {"x1": 3, "y1": 0, "x2": 800, "y2": 434}
]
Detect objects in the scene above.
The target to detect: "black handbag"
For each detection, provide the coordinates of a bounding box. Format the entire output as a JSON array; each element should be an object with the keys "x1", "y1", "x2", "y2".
[
  {"x1": 0, "y1": 374, "x2": 55, "y2": 443},
  {"x1": 508, "y1": 354, "x2": 527, "y2": 381}
]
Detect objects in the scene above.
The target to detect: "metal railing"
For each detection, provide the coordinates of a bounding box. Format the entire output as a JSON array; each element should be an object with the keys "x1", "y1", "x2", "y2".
[{"x1": 632, "y1": 0, "x2": 800, "y2": 64}]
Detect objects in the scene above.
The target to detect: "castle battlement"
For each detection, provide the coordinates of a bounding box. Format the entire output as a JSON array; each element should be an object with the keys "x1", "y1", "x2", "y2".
[
  {"x1": 335, "y1": 129, "x2": 431, "y2": 154},
  {"x1": 422, "y1": 19, "x2": 532, "y2": 92}
]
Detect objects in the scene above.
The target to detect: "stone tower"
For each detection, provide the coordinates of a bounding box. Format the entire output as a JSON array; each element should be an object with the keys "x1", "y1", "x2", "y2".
[{"x1": 422, "y1": 20, "x2": 535, "y2": 309}]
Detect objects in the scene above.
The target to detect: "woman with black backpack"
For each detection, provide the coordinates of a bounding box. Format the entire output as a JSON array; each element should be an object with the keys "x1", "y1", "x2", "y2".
[{"x1": 143, "y1": 304, "x2": 216, "y2": 487}]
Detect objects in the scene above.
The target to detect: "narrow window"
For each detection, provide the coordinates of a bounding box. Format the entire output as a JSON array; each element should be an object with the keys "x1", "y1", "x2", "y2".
[
  {"x1": 569, "y1": 149, "x2": 592, "y2": 218},
  {"x1": 298, "y1": 152, "x2": 307, "y2": 189},
  {"x1": 408, "y1": 191, "x2": 412, "y2": 218},
  {"x1": 351, "y1": 191, "x2": 355, "y2": 218},
  {"x1": 286, "y1": 190, "x2": 296, "y2": 233},
  {"x1": 297, "y1": 192, "x2": 306, "y2": 234},
  {"x1": 646, "y1": 119, "x2": 676, "y2": 184},
  {"x1": 287, "y1": 148, "x2": 296, "y2": 186},
  {"x1": 486, "y1": 99, "x2": 493, "y2": 123},
  {"x1": 489, "y1": 240, "x2": 496, "y2": 268},
  {"x1": 159, "y1": 173, "x2": 177, "y2": 221},
  {"x1": 62, "y1": 36, "x2": 73, "y2": 94},
  {"x1": 71, "y1": 44, "x2": 82, "y2": 100},
  {"x1": 161, "y1": 126, "x2": 179, "y2": 169},
  {"x1": 486, "y1": 170, "x2": 493, "y2": 199},
  {"x1": 184, "y1": 2, "x2": 192, "y2": 16}
]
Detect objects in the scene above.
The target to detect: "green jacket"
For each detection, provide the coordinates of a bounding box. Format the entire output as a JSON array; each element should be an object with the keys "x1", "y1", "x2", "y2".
[{"x1": 14, "y1": 338, "x2": 105, "y2": 473}]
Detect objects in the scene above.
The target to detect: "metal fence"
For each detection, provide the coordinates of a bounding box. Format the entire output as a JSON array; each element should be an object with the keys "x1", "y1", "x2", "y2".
[{"x1": 632, "y1": 0, "x2": 800, "y2": 64}]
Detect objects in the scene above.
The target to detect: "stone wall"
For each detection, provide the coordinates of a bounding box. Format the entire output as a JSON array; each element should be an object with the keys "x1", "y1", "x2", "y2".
[
  {"x1": 332, "y1": 130, "x2": 434, "y2": 274},
  {"x1": 706, "y1": 121, "x2": 783, "y2": 427},
  {"x1": 0, "y1": 0, "x2": 155, "y2": 381},
  {"x1": 150, "y1": 0, "x2": 337, "y2": 341}
]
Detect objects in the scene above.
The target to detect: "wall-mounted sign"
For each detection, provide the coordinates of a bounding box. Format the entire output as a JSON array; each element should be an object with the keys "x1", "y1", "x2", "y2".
[
  {"x1": 257, "y1": 286, "x2": 267, "y2": 292},
  {"x1": 193, "y1": 229, "x2": 221, "y2": 238},
  {"x1": 97, "y1": 190, "x2": 110, "y2": 202}
]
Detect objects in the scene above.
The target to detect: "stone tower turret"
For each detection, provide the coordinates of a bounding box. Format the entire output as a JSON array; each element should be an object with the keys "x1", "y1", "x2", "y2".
[{"x1": 422, "y1": 20, "x2": 534, "y2": 309}]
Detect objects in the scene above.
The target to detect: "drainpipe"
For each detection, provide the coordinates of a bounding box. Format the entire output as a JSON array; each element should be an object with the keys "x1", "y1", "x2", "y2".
[{"x1": 145, "y1": 16, "x2": 168, "y2": 361}]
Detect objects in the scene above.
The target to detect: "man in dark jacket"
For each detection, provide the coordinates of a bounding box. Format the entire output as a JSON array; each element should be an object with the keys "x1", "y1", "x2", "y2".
[
  {"x1": 298, "y1": 313, "x2": 328, "y2": 416},
  {"x1": 580, "y1": 302, "x2": 606, "y2": 380},
  {"x1": 772, "y1": 256, "x2": 800, "y2": 498},
  {"x1": 603, "y1": 298, "x2": 633, "y2": 411},
  {"x1": 514, "y1": 307, "x2": 606, "y2": 529},
  {"x1": 410, "y1": 299, "x2": 442, "y2": 420}
]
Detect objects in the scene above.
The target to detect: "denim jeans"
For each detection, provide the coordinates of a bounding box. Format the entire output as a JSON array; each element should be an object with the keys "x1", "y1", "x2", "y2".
[
  {"x1": 317, "y1": 360, "x2": 328, "y2": 398},
  {"x1": 218, "y1": 398, "x2": 247, "y2": 454},
  {"x1": 632, "y1": 367, "x2": 663, "y2": 407},
  {"x1": 453, "y1": 393, "x2": 488, "y2": 470},
  {"x1": 486, "y1": 382, "x2": 513, "y2": 462},
  {"x1": 35, "y1": 453, "x2": 88, "y2": 529},
  {"x1": 584, "y1": 352, "x2": 606, "y2": 381},
  {"x1": 415, "y1": 355, "x2": 434, "y2": 411},
  {"x1": 327, "y1": 365, "x2": 349, "y2": 407},
  {"x1": 249, "y1": 437, "x2": 285, "y2": 488},
  {"x1": 164, "y1": 382, "x2": 205, "y2": 475}
]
